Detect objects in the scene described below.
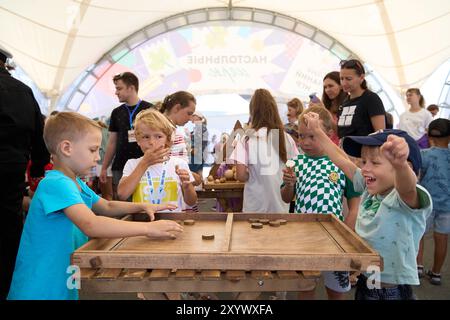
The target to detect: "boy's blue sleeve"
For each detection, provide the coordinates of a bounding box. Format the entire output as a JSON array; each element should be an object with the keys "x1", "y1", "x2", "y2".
[
  {"x1": 352, "y1": 168, "x2": 366, "y2": 193},
  {"x1": 79, "y1": 178, "x2": 101, "y2": 205},
  {"x1": 394, "y1": 184, "x2": 433, "y2": 214},
  {"x1": 38, "y1": 176, "x2": 85, "y2": 216}
]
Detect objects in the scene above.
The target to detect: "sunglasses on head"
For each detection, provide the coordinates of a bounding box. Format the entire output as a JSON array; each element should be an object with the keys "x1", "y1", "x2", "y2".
[{"x1": 340, "y1": 59, "x2": 365, "y2": 73}]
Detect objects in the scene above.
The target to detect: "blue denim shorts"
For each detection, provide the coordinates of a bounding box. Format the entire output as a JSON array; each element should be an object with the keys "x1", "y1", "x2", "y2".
[
  {"x1": 426, "y1": 210, "x2": 450, "y2": 234},
  {"x1": 355, "y1": 274, "x2": 415, "y2": 300}
]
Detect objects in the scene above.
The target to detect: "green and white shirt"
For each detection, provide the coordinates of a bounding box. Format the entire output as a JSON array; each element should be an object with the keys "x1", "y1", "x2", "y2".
[{"x1": 289, "y1": 154, "x2": 360, "y2": 221}]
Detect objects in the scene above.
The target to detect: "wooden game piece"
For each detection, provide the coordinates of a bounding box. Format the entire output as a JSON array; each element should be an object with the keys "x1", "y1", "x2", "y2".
[
  {"x1": 214, "y1": 179, "x2": 221, "y2": 184},
  {"x1": 207, "y1": 175, "x2": 214, "y2": 182},
  {"x1": 248, "y1": 218, "x2": 259, "y2": 223},
  {"x1": 251, "y1": 222, "x2": 263, "y2": 229},
  {"x1": 259, "y1": 219, "x2": 269, "y2": 225},
  {"x1": 202, "y1": 233, "x2": 215, "y2": 240},
  {"x1": 278, "y1": 219, "x2": 287, "y2": 225},
  {"x1": 269, "y1": 220, "x2": 280, "y2": 227},
  {"x1": 224, "y1": 169, "x2": 234, "y2": 180},
  {"x1": 219, "y1": 177, "x2": 226, "y2": 183},
  {"x1": 183, "y1": 219, "x2": 195, "y2": 226}
]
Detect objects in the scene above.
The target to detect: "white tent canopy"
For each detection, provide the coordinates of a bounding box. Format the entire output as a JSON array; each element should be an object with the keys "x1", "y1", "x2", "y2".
[{"x1": 1, "y1": 0, "x2": 449, "y2": 103}]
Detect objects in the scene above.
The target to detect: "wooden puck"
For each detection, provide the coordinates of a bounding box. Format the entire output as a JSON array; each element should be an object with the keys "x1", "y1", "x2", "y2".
[
  {"x1": 202, "y1": 233, "x2": 215, "y2": 240},
  {"x1": 259, "y1": 219, "x2": 270, "y2": 225},
  {"x1": 269, "y1": 220, "x2": 281, "y2": 227},
  {"x1": 248, "y1": 218, "x2": 259, "y2": 223},
  {"x1": 251, "y1": 222, "x2": 263, "y2": 229},
  {"x1": 183, "y1": 219, "x2": 195, "y2": 226},
  {"x1": 278, "y1": 219, "x2": 287, "y2": 225}
]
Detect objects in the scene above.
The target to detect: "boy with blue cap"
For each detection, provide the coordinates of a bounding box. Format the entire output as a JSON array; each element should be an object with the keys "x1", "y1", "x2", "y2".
[{"x1": 303, "y1": 112, "x2": 432, "y2": 300}]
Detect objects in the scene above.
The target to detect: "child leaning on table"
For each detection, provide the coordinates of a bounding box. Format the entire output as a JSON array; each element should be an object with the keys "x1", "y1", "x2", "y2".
[
  {"x1": 303, "y1": 111, "x2": 432, "y2": 300},
  {"x1": 7, "y1": 112, "x2": 183, "y2": 300},
  {"x1": 281, "y1": 106, "x2": 361, "y2": 300},
  {"x1": 117, "y1": 109, "x2": 197, "y2": 211}
]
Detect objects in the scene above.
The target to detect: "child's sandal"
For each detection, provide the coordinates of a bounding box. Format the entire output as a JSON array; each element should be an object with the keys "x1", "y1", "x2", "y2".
[{"x1": 426, "y1": 270, "x2": 441, "y2": 285}]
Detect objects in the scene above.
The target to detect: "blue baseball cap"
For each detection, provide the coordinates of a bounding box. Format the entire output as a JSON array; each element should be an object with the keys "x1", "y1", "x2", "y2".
[{"x1": 343, "y1": 129, "x2": 422, "y2": 174}]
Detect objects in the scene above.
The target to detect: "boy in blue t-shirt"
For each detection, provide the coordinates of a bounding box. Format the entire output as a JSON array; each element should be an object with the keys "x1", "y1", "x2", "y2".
[
  {"x1": 305, "y1": 111, "x2": 432, "y2": 300},
  {"x1": 417, "y1": 118, "x2": 450, "y2": 285},
  {"x1": 8, "y1": 112, "x2": 183, "y2": 300}
]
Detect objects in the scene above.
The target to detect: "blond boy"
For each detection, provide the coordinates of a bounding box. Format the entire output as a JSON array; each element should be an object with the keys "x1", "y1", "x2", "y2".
[
  {"x1": 8, "y1": 112, "x2": 182, "y2": 300},
  {"x1": 118, "y1": 109, "x2": 197, "y2": 210}
]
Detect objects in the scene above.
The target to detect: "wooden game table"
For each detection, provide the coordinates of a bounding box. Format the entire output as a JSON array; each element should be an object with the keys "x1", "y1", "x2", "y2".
[
  {"x1": 198, "y1": 181, "x2": 244, "y2": 212},
  {"x1": 72, "y1": 212, "x2": 381, "y2": 299}
]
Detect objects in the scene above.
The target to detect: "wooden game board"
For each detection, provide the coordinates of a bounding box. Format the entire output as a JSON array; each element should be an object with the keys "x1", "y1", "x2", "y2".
[
  {"x1": 73, "y1": 213, "x2": 380, "y2": 271},
  {"x1": 72, "y1": 213, "x2": 381, "y2": 298}
]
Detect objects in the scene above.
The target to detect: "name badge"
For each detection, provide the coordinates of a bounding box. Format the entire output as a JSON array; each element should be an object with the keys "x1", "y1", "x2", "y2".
[{"x1": 128, "y1": 129, "x2": 136, "y2": 143}]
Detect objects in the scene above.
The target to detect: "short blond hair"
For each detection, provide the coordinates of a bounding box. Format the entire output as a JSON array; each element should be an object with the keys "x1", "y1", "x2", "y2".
[
  {"x1": 299, "y1": 105, "x2": 334, "y2": 132},
  {"x1": 44, "y1": 112, "x2": 101, "y2": 154},
  {"x1": 134, "y1": 109, "x2": 175, "y2": 147}
]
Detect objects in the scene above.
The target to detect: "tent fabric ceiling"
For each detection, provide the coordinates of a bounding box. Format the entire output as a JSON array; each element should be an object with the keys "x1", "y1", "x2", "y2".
[{"x1": 1, "y1": 0, "x2": 449, "y2": 98}]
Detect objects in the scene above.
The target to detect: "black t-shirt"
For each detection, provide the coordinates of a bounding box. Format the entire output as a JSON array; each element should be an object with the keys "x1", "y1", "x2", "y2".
[
  {"x1": 337, "y1": 90, "x2": 386, "y2": 138},
  {"x1": 0, "y1": 68, "x2": 50, "y2": 176},
  {"x1": 109, "y1": 100, "x2": 153, "y2": 171}
]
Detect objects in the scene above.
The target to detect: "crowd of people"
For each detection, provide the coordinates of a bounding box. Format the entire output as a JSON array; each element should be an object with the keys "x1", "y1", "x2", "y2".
[{"x1": 1, "y1": 43, "x2": 449, "y2": 301}]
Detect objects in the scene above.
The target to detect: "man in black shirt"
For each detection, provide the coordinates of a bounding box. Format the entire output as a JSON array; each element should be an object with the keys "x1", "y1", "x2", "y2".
[
  {"x1": 0, "y1": 47, "x2": 50, "y2": 299},
  {"x1": 99, "y1": 72, "x2": 154, "y2": 198}
]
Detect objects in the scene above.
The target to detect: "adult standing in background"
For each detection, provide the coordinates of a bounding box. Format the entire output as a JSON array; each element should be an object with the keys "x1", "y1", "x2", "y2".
[
  {"x1": 0, "y1": 47, "x2": 50, "y2": 299},
  {"x1": 398, "y1": 88, "x2": 433, "y2": 149},
  {"x1": 96, "y1": 119, "x2": 113, "y2": 200},
  {"x1": 337, "y1": 59, "x2": 386, "y2": 138},
  {"x1": 100, "y1": 72, "x2": 157, "y2": 199},
  {"x1": 322, "y1": 71, "x2": 347, "y2": 145},
  {"x1": 189, "y1": 111, "x2": 209, "y2": 179}
]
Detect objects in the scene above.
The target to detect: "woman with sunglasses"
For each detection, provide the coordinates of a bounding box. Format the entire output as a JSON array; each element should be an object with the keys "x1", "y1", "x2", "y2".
[{"x1": 337, "y1": 59, "x2": 386, "y2": 138}]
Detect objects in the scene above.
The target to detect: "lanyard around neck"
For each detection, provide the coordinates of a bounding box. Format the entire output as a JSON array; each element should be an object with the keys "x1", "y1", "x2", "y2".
[
  {"x1": 145, "y1": 161, "x2": 168, "y2": 204},
  {"x1": 124, "y1": 100, "x2": 141, "y2": 129}
]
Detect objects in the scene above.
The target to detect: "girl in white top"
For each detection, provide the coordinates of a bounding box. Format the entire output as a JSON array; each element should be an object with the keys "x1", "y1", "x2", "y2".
[
  {"x1": 230, "y1": 89, "x2": 299, "y2": 213},
  {"x1": 398, "y1": 88, "x2": 433, "y2": 148},
  {"x1": 159, "y1": 91, "x2": 201, "y2": 212},
  {"x1": 118, "y1": 109, "x2": 197, "y2": 212},
  {"x1": 160, "y1": 91, "x2": 197, "y2": 162}
]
